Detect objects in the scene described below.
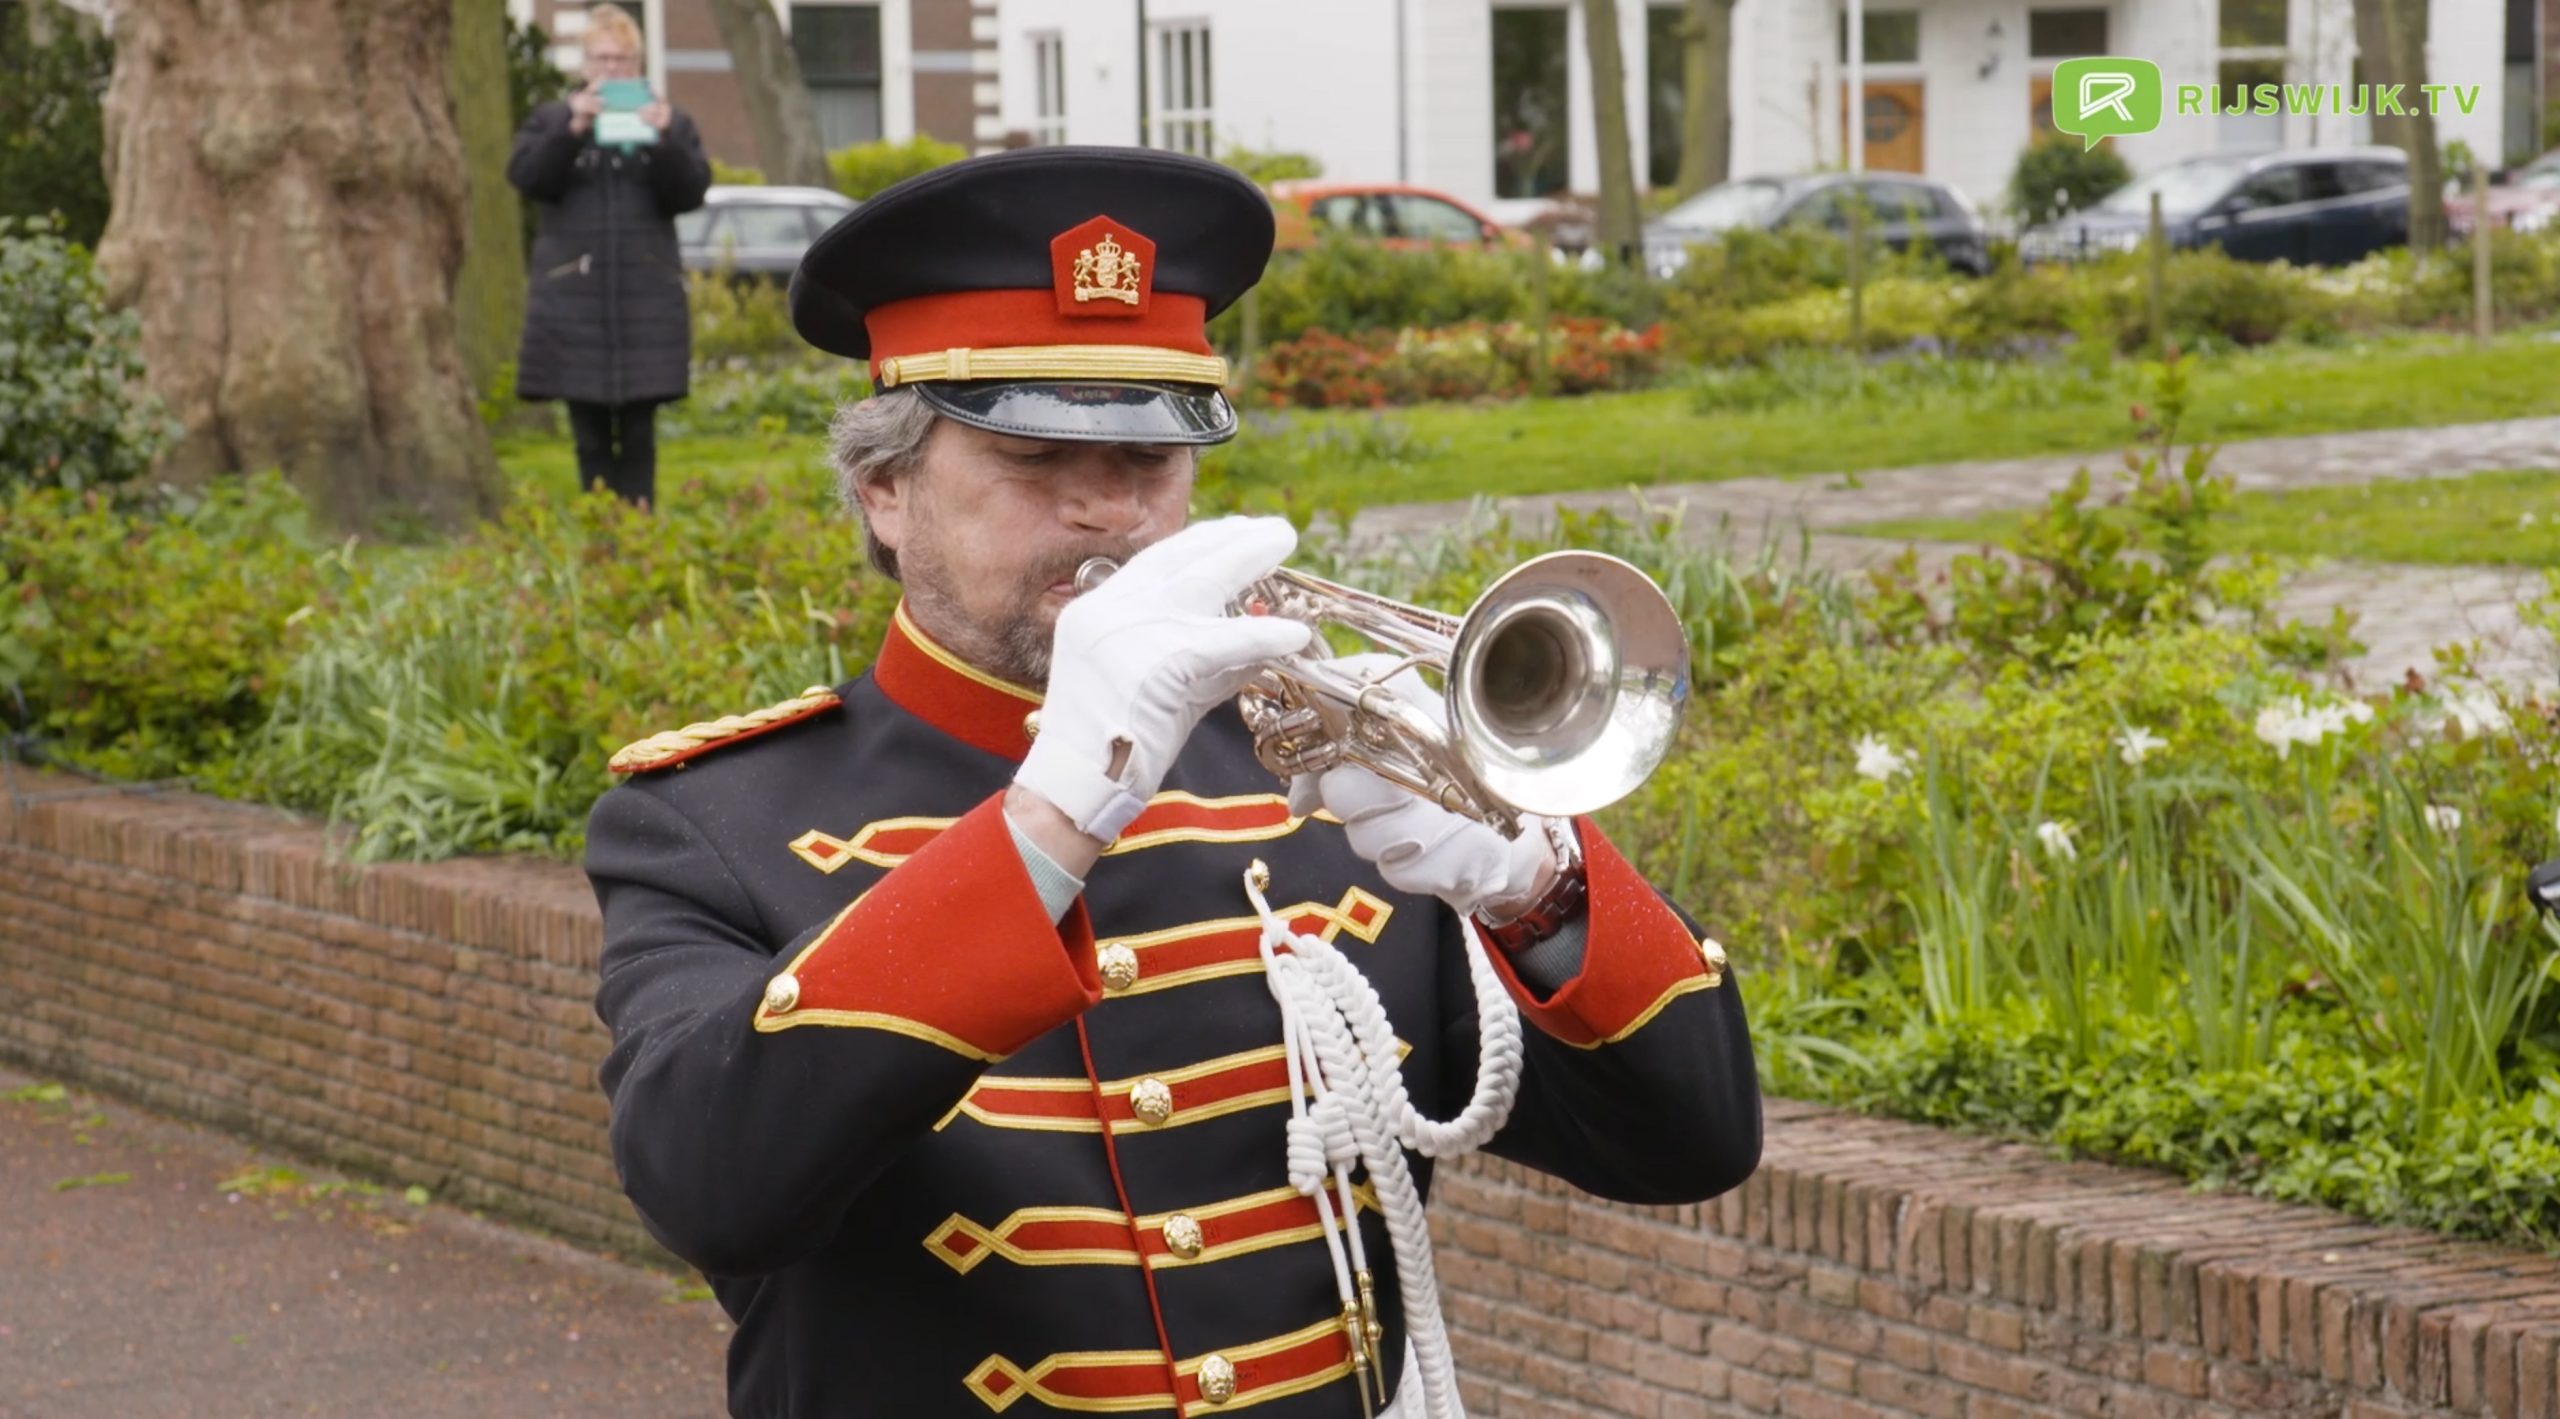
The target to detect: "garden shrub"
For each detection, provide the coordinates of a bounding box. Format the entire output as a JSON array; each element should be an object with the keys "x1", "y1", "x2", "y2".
[
  {"x1": 0, "y1": 217, "x2": 176, "y2": 494},
  {"x1": 2329, "y1": 232, "x2": 2560, "y2": 329},
  {"x1": 1246, "y1": 318, "x2": 1661, "y2": 408},
  {"x1": 0, "y1": 473, "x2": 337, "y2": 787},
  {"x1": 1207, "y1": 234, "x2": 1652, "y2": 351},
  {"x1": 828, "y1": 136, "x2": 966, "y2": 199},
  {"x1": 664, "y1": 360, "x2": 871, "y2": 439},
  {"x1": 0, "y1": 4, "x2": 112, "y2": 250},
  {"x1": 687, "y1": 271, "x2": 807, "y2": 366},
  {"x1": 252, "y1": 469, "x2": 899, "y2": 861},
  {"x1": 1220, "y1": 145, "x2": 1322, "y2": 185},
  {"x1": 2006, "y1": 134, "x2": 2131, "y2": 228},
  {"x1": 2156, "y1": 246, "x2": 2338, "y2": 346}
]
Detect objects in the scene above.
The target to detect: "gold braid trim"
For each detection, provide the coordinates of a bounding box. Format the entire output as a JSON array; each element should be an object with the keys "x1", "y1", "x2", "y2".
[
  {"x1": 876, "y1": 344, "x2": 1229, "y2": 389},
  {"x1": 609, "y1": 686, "x2": 840, "y2": 774}
]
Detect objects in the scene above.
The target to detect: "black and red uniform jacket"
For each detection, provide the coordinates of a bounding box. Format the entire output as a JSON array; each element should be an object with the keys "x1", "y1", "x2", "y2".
[{"x1": 584, "y1": 604, "x2": 1761, "y2": 1418}]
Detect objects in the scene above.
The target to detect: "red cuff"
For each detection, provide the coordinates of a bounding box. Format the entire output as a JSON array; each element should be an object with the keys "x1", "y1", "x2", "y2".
[
  {"x1": 754, "y1": 796, "x2": 1099, "y2": 1058},
  {"x1": 1482, "y1": 818, "x2": 1721, "y2": 1048}
]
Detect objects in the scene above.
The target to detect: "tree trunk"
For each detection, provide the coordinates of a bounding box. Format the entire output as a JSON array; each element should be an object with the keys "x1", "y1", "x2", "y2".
[
  {"x1": 702, "y1": 0, "x2": 833, "y2": 189},
  {"x1": 95, "y1": 0, "x2": 502, "y2": 535},
  {"x1": 451, "y1": 0, "x2": 525, "y2": 407},
  {"x1": 1581, "y1": 0, "x2": 1642, "y2": 259},
  {"x1": 1673, "y1": 0, "x2": 1735, "y2": 197},
  {"x1": 2358, "y1": 0, "x2": 2445, "y2": 255}
]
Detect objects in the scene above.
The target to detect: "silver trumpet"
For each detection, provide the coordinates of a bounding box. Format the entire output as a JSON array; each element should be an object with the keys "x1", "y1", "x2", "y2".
[{"x1": 1075, "y1": 550, "x2": 1691, "y2": 838}]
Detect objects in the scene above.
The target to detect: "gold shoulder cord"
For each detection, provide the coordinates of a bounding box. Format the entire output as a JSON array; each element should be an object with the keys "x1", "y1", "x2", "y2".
[{"x1": 608, "y1": 686, "x2": 839, "y2": 773}]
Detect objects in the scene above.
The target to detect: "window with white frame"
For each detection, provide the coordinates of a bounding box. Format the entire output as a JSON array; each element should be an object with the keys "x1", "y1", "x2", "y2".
[
  {"x1": 1031, "y1": 32, "x2": 1067, "y2": 146},
  {"x1": 1147, "y1": 20, "x2": 1213, "y2": 157},
  {"x1": 2216, "y1": 0, "x2": 2287, "y2": 151},
  {"x1": 790, "y1": 4, "x2": 885, "y2": 150}
]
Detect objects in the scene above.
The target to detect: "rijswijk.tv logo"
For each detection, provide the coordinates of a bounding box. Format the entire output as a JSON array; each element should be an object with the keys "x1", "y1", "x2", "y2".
[
  {"x1": 2051, "y1": 56, "x2": 2482, "y2": 148},
  {"x1": 2052, "y1": 58, "x2": 2163, "y2": 149}
]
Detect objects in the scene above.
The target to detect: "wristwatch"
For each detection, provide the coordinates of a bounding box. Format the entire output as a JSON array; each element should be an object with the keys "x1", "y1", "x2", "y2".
[{"x1": 1474, "y1": 816, "x2": 1588, "y2": 955}]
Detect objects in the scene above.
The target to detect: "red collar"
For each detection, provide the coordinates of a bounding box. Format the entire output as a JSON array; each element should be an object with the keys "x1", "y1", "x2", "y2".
[{"x1": 871, "y1": 602, "x2": 1044, "y2": 762}]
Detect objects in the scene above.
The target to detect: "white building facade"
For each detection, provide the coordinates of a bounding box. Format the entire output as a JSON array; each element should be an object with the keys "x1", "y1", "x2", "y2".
[{"x1": 997, "y1": 0, "x2": 2522, "y2": 218}]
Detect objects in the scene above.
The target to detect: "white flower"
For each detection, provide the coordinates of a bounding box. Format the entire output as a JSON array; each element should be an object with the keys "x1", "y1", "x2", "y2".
[
  {"x1": 2115, "y1": 726, "x2": 2165, "y2": 767},
  {"x1": 2520, "y1": 512, "x2": 2538, "y2": 529},
  {"x1": 1853, "y1": 734, "x2": 1912, "y2": 782},
  {"x1": 2423, "y1": 804, "x2": 2464, "y2": 834},
  {"x1": 2435, "y1": 686, "x2": 2510, "y2": 740},
  {"x1": 2035, "y1": 821, "x2": 2078, "y2": 862},
  {"x1": 2252, "y1": 696, "x2": 2374, "y2": 759}
]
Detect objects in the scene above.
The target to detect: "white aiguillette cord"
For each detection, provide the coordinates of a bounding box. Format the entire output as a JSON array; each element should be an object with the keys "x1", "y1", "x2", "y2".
[{"x1": 1243, "y1": 858, "x2": 1525, "y2": 1419}]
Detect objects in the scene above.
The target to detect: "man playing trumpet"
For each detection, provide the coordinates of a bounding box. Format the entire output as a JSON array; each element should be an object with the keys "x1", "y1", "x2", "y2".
[{"x1": 583, "y1": 148, "x2": 1759, "y2": 1419}]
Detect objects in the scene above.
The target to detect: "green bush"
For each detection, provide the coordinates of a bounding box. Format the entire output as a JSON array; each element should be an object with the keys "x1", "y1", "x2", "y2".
[
  {"x1": 0, "y1": 217, "x2": 176, "y2": 494},
  {"x1": 2322, "y1": 233, "x2": 2560, "y2": 329},
  {"x1": 2006, "y1": 135, "x2": 2131, "y2": 228},
  {"x1": 664, "y1": 360, "x2": 871, "y2": 439},
  {"x1": 251, "y1": 468, "x2": 898, "y2": 861},
  {"x1": 688, "y1": 271, "x2": 807, "y2": 365},
  {"x1": 1220, "y1": 145, "x2": 1322, "y2": 185},
  {"x1": 0, "y1": 4, "x2": 111, "y2": 250},
  {"x1": 829, "y1": 136, "x2": 966, "y2": 199},
  {"x1": 710, "y1": 158, "x2": 767, "y2": 186},
  {"x1": 2156, "y1": 247, "x2": 2337, "y2": 347},
  {"x1": 1208, "y1": 233, "x2": 1650, "y2": 352},
  {"x1": 0, "y1": 474, "x2": 338, "y2": 786}
]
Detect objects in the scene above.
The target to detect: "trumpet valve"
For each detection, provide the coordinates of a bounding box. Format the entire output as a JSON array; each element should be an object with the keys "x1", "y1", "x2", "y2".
[{"x1": 1254, "y1": 706, "x2": 1342, "y2": 781}]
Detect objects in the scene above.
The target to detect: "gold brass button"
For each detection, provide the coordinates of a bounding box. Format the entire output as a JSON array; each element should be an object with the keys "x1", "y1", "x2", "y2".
[
  {"x1": 1699, "y1": 937, "x2": 1727, "y2": 988},
  {"x1": 1129, "y1": 1077, "x2": 1174, "y2": 1126},
  {"x1": 763, "y1": 975, "x2": 801, "y2": 1013},
  {"x1": 1022, "y1": 710, "x2": 1041, "y2": 741},
  {"x1": 1162, "y1": 1213, "x2": 1204, "y2": 1259},
  {"x1": 1197, "y1": 1354, "x2": 1237, "y2": 1405},
  {"x1": 1098, "y1": 944, "x2": 1141, "y2": 993}
]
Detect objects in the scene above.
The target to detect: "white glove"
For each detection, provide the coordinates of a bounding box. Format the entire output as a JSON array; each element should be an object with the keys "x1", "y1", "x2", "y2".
[
  {"x1": 1284, "y1": 655, "x2": 1555, "y2": 918},
  {"x1": 1016, "y1": 516, "x2": 1314, "y2": 842}
]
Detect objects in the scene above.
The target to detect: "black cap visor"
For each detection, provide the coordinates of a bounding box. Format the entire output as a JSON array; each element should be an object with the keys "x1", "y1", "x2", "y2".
[{"x1": 913, "y1": 380, "x2": 1238, "y2": 446}]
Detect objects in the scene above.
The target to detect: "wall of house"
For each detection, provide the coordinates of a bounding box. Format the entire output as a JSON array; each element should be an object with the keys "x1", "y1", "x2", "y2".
[
  {"x1": 6, "y1": 772, "x2": 2557, "y2": 1417},
  {"x1": 999, "y1": 0, "x2": 1409, "y2": 181}
]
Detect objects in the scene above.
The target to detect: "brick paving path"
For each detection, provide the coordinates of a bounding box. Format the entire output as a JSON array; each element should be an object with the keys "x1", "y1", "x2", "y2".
[{"x1": 1349, "y1": 415, "x2": 2560, "y2": 688}]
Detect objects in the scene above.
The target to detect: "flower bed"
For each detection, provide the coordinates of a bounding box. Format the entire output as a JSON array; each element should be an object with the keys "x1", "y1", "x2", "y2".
[{"x1": 1246, "y1": 317, "x2": 1663, "y2": 409}]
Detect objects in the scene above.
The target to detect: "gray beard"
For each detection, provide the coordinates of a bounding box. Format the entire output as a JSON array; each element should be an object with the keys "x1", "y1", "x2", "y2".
[{"x1": 895, "y1": 533, "x2": 1139, "y2": 690}]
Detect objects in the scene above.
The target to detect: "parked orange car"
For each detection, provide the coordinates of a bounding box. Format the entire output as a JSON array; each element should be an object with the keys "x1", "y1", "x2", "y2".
[{"x1": 1268, "y1": 181, "x2": 1529, "y2": 251}]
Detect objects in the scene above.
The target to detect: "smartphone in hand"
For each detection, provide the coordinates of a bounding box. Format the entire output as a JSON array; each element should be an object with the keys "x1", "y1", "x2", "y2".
[{"x1": 595, "y1": 79, "x2": 659, "y2": 146}]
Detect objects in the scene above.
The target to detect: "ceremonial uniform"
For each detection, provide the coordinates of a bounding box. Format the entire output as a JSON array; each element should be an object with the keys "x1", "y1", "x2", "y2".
[{"x1": 584, "y1": 148, "x2": 1760, "y2": 1419}]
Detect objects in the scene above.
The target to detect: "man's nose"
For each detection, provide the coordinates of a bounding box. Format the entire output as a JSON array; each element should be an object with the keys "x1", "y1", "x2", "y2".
[{"x1": 1060, "y1": 464, "x2": 1148, "y2": 533}]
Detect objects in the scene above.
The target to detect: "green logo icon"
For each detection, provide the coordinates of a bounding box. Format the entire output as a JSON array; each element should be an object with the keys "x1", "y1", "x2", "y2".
[{"x1": 2052, "y1": 57, "x2": 2162, "y2": 148}]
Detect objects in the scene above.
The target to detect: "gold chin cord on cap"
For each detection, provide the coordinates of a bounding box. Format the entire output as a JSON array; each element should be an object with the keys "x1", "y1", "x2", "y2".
[{"x1": 1073, "y1": 551, "x2": 1691, "y2": 838}]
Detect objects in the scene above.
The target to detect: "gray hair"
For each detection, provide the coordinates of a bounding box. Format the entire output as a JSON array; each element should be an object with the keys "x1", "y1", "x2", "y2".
[{"x1": 828, "y1": 387, "x2": 941, "y2": 581}]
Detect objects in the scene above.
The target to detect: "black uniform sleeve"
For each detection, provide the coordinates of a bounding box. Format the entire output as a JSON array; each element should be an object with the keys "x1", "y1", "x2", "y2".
[
  {"x1": 1436, "y1": 819, "x2": 1761, "y2": 1205},
  {"x1": 587, "y1": 786, "x2": 1103, "y2": 1277},
  {"x1": 506, "y1": 101, "x2": 585, "y2": 203},
  {"x1": 644, "y1": 109, "x2": 713, "y2": 216}
]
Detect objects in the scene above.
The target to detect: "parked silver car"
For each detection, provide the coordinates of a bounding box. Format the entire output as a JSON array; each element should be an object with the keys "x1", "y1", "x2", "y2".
[{"x1": 676, "y1": 185, "x2": 860, "y2": 280}]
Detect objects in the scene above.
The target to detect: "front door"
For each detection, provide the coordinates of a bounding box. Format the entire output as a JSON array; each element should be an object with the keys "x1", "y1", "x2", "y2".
[{"x1": 1843, "y1": 80, "x2": 1926, "y2": 173}]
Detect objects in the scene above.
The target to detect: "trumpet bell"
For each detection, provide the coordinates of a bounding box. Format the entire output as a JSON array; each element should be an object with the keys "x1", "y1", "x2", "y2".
[{"x1": 1448, "y1": 552, "x2": 1690, "y2": 819}]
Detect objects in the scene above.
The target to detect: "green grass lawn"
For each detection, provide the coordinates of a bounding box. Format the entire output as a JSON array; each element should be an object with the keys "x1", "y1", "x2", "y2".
[
  {"x1": 498, "y1": 331, "x2": 2560, "y2": 514},
  {"x1": 1852, "y1": 466, "x2": 2560, "y2": 568},
  {"x1": 492, "y1": 429, "x2": 832, "y2": 502},
  {"x1": 1228, "y1": 330, "x2": 2560, "y2": 507}
]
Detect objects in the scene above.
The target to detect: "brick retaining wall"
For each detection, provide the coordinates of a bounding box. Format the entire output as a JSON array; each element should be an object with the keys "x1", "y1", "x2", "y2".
[{"x1": 4, "y1": 771, "x2": 2556, "y2": 1417}]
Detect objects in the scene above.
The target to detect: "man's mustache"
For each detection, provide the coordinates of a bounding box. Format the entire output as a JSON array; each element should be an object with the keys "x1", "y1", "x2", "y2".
[{"x1": 1029, "y1": 542, "x2": 1143, "y2": 590}]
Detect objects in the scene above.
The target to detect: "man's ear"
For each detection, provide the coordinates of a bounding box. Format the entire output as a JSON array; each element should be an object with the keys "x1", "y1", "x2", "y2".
[{"x1": 854, "y1": 466, "x2": 910, "y2": 556}]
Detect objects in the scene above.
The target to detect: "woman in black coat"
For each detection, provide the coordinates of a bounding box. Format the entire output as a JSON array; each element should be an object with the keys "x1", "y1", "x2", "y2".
[{"x1": 505, "y1": 4, "x2": 711, "y2": 509}]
